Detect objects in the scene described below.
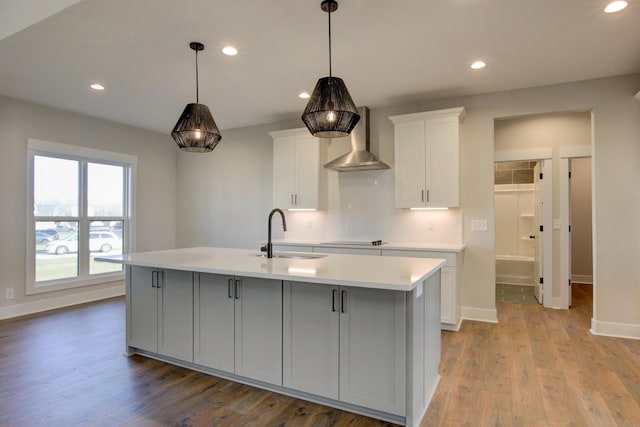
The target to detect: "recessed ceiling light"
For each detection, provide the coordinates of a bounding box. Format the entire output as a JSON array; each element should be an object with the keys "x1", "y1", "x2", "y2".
[
  {"x1": 222, "y1": 46, "x2": 238, "y2": 56},
  {"x1": 90, "y1": 83, "x2": 105, "y2": 91},
  {"x1": 298, "y1": 92, "x2": 311, "y2": 99},
  {"x1": 470, "y1": 61, "x2": 486, "y2": 70},
  {"x1": 604, "y1": 1, "x2": 628, "y2": 13}
]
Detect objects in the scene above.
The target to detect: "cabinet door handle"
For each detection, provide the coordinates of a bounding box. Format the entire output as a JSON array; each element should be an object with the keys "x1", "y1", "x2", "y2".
[
  {"x1": 340, "y1": 290, "x2": 347, "y2": 313},
  {"x1": 332, "y1": 289, "x2": 337, "y2": 312},
  {"x1": 234, "y1": 279, "x2": 241, "y2": 299},
  {"x1": 427, "y1": 189, "x2": 430, "y2": 202},
  {"x1": 291, "y1": 194, "x2": 294, "y2": 205},
  {"x1": 421, "y1": 189, "x2": 425, "y2": 203},
  {"x1": 156, "y1": 270, "x2": 162, "y2": 289},
  {"x1": 228, "y1": 278, "x2": 233, "y2": 298},
  {"x1": 151, "y1": 270, "x2": 157, "y2": 288}
]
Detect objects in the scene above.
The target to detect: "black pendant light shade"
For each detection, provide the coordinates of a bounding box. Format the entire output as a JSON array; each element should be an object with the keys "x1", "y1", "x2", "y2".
[
  {"x1": 302, "y1": 76, "x2": 360, "y2": 138},
  {"x1": 171, "y1": 103, "x2": 221, "y2": 152},
  {"x1": 301, "y1": 0, "x2": 360, "y2": 138},
  {"x1": 171, "y1": 42, "x2": 222, "y2": 153}
]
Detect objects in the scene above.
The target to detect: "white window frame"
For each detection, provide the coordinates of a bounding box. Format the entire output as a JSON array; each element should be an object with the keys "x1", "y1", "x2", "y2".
[{"x1": 26, "y1": 139, "x2": 137, "y2": 295}]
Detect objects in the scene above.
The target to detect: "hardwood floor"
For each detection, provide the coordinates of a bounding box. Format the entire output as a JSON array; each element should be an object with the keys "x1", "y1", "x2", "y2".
[
  {"x1": 1, "y1": 284, "x2": 639, "y2": 426},
  {"x1": 426, "y1": 284, "x2": 640, "y2": 426},
  {"x1": 0, "y1": 298, "x2": 394, "y2": 426}
]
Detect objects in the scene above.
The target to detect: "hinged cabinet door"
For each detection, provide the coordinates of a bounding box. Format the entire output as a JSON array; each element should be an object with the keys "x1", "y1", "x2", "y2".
[
  {"x1": 394, "y1": 120, "x2": 427, "y2": 208},
  {"x1": 283, "y1": 281, "x2": 339, "y2": 399},
  {"x1": 234, "y1": 277, "x2": 283, "y2": 385},
  {"x1": 425, "y1": 116, "x2": 459, "y2": 207},
  {"x1": 129, "y1": 266, "x2": 159, "y2": 353},
  {"x1": 273, "y1": 135, "x2": 297, "y2": 209},
  {"x1": 194, "y1": 273, "x2": 235, "y2": 373},
  {"x1": 294, "y1": 134, "x2": 320, "y2": 209},
  {"x1": 158, "y1": 269, "x2": 194, "y2": 362},
  {"x1": 339, "y1": 286, "x2": 406, "y2": 416}
]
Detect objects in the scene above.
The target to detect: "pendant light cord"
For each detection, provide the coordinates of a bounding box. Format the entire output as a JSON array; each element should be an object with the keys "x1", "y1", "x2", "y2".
[
  {"x1": 195, "y1": 48, "x2": 199, "y2": 103},
  {"x1": 328, "y1": 3, "x2": 332, "y2": 77}
]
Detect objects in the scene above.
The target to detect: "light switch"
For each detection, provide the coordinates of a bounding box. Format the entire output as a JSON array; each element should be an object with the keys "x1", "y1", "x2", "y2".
[
  {"x1": 553, "y1": 219, "x2": 561, "y2": 229},
  {"x1": 471, "y1": 219, "x2": 488, "y2": 231}
]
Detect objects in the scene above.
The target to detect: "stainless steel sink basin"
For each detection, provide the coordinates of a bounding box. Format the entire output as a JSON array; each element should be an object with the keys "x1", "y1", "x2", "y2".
[{"x1": 253, "y1": 253, "x2": 326, "y2": 260}]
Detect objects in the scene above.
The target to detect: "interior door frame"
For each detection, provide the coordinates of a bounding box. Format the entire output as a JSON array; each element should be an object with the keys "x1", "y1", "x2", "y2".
[
  {"x1": 495, "y1": 148, "x2": 552, "y2": 308},
  {"x1": 559, "y1": 146, "x2": 592, "y2": 310}
]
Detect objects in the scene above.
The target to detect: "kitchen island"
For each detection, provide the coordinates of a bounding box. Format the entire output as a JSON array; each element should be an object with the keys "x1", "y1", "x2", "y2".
[{"x1": 98, "y1": 247, "x2": 444, "y2": 426}]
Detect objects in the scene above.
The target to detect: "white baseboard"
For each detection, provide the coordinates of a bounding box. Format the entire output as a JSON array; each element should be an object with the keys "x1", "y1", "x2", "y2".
[
  {"x1": 0, "y1": 284, "x2": 125, "y2": 320},
  {"x1": 548, "y1": 297, "x2": 567, "y2": 309},
  {"x1": 591, "y1": 317, "x2": 640, "y2": 340},
  {"x1": 441, "y1": 318, "x2": 463, "y2": 332},
  {"x1": 461, "y1": 306, "x2": 498, "y2": 323},
  {"x1": 571, "y1": 275, "x2": 593, "y2": 284}
]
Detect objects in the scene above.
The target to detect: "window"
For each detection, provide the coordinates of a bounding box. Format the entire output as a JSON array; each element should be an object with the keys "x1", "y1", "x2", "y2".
[{"x1": 27, "y1": 139, "x2": 136, "y2": 294}]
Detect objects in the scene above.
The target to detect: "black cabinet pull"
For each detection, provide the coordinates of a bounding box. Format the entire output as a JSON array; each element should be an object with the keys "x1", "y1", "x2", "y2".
[
  {"x1": 234, "y1": 279, "x2": 241, "y2": 299},
  {"x1": 228, "y1": 278, "x2": 233, "y2": 298},
  {"x1": 332, "y1": 289, "x2": 337, "y2": 312},
  {"x1": 341, "y1": 290, "x2": 347, "y2": 313}
]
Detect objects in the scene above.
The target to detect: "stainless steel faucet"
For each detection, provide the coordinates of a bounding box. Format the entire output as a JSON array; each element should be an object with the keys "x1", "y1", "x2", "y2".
[{"x1": 266, "y1": 208, "x2": 287, "y2": 258}]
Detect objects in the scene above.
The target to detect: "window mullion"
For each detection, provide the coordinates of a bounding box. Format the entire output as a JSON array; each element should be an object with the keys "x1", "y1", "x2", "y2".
[{"x1": 79, "y1": 160, "x2": 89, "y2": 279}]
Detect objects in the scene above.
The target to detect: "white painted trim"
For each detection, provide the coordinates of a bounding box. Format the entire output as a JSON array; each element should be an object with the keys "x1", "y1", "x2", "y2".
[
  {"x1": 389, "y1": 107, "x2": 466, "y2": 124},
  {"x1": 591, "y1": 318, "x2": 640, "y2": 340},
  {"x1": 540, "y1": 160, "x2": 552, "y2": 308},
  {"x1": 559, "y1": 145, "x2": 591, "y2": 158},
  {"x1": 28, "y1": 138, "x2": 138, "y2": 165},
  {"x1": 461, "y1": 306, "x2": 498, "y2": 323},
  {"x1": 560, "y1": 158, "x2": 571, "y2": 309},
  {"x1": 549, "y1": 297, "x2": 564, "y2": 309},
  {"x1": 0, "y1": 283, "x2": 124, "y2": 320},
  {"x1": 441, "y1": 318, "x2": 463, "y2": 332},
  {"x1": 494, "y1": 148, "x2": 552, "y2": 162},
  {"x1": 571, "y1": 275, "x2": 593, "y2": 284}
]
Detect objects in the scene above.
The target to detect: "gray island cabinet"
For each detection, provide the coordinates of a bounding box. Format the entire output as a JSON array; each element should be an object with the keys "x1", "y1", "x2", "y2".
[{"x1": 98, "y1": 247, "x2": 444, "y2": 426}]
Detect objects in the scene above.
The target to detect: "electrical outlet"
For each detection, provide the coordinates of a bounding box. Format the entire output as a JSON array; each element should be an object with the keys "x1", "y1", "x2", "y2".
[
  {"x1": 471, "y1": 219, "x2": 488, "y2": 232},
  {"x1": 6, "y1": 288, "x2": 14, "y2": 300}
]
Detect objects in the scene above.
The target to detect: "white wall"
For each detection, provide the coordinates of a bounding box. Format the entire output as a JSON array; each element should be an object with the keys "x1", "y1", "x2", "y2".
[
  {"x1": 176, "y1": 73, "x2": 640, "y2": 334},
  {"x1": 0, "y1": 95, "x2": 177, "y2": 314}
]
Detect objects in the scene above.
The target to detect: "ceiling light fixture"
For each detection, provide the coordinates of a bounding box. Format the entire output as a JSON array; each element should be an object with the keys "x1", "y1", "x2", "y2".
[
  {"x1": 298, "y1": 92, "x2": 311, "y2": 99},
  {"x1": 604, "y1": 1, "x2": 628, "y2": 13},
  {"x1": 222, "y1": 46, "x2": 238, "y2": 56},
  {"x1": 471, "y1": 60, "x2": 486, "y2": 70},
  {"x1": 90, "y1": 83, "x2": 105, "y2": 91},
  {"x1": 171, "y1": 42, "x2": 222, "y2": 153},
  {"x1": 301, "y1": 0, "x2": 360, "y2": 138}
]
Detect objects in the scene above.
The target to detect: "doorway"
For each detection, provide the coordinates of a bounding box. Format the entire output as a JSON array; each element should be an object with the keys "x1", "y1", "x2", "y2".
[
  {"x1": 494, "y1": 159, "x2": 551, "y2": 305},
  {"x1": 560, "y1": 153, "x2": 593, "y2": 308}
]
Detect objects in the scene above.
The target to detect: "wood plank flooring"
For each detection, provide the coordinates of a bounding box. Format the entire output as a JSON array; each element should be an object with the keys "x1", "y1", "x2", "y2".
[
  {"x1": 1, "y1": 284, "x2": 639, "y2": 426},
  {"x1": 426, "y1": 284, "x2": 640, "y2": 426}
]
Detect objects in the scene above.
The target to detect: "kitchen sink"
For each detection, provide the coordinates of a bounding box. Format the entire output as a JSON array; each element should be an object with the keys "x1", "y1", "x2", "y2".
[{"x1": 253, "y1": 253, "x2": 326, "y2": 260}]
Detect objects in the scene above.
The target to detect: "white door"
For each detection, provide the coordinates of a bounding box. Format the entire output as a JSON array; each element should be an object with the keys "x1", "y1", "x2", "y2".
[{"x1": 533, "y1": 163, "x2": 543, "y2": 304}]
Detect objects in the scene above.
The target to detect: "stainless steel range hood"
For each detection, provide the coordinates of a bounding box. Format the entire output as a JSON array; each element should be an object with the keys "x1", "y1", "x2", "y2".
[{"x1": 324, "y1": 106, "x2": 391, "y2": 171}]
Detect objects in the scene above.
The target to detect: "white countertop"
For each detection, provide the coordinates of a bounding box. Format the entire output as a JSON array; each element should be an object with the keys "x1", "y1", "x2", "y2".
[
  {"x1": 269, "y1": 240, "x2": 466, "y2": 253},
  {"x1": 97, "y1": 247, "x2": 445, "y2": 292}
]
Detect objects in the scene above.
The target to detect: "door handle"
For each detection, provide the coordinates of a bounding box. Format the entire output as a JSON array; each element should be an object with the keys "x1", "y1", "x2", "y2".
[
  {"x1": 421, "y1": 189, "x2": 424, "y2": 203},
  {"x1": 426, "y1": 189, "x2": 430, "y2": 202},
  {"x1": 340, "y1": 290, "x2": 347, "y2": 313},
  {"x1": 332, "y1": 289, "x2": 337, "y2": 312},
  {"x1": 228, "y1": 278, "x2": 233, "y2": 298},
  {"x1": 156, "y1": 270, "x2": 162, "y2": 288},
  {"x1": 151, "y1": 270, "x2": 157, "y2": 288}
]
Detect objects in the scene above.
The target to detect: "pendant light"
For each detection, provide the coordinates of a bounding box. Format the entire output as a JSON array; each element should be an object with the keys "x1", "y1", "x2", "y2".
[
  {"x1": 171, "y1": 42, "x2": 222, "y2": 153},
  {"x1": 301, "y1": 0, "x2": 360, "y2": 138}
]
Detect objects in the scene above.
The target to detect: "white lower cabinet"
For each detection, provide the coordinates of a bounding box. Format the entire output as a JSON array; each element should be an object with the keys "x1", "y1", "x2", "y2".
[
  {"x1": 194, "y1": 273, "x2": 283, "y2": 386},
  {"x1": 128, "y1": 266, "x2": 193, "y2": 362},
  {"x1": 283, "y1": 281, "x2": 406, "y2": 416}
]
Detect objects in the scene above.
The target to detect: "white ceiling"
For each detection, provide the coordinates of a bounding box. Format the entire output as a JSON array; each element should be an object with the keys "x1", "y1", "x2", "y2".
[{"x1": 0, "y1": 0, "x2": 639, "y2": 134}]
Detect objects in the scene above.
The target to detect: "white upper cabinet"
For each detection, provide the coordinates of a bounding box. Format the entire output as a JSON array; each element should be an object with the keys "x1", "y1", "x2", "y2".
[
  {"x1": 389, "y1": 107, "x2": 465, "y2": 208},
  {"x1": 270, "y1": 128, "x2": 326, "y2": 210}
]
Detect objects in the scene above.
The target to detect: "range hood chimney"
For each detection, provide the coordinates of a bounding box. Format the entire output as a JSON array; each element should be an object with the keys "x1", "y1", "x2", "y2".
[{"x1": 323, "y1": 106, "x2": 391, "y2": 171}]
